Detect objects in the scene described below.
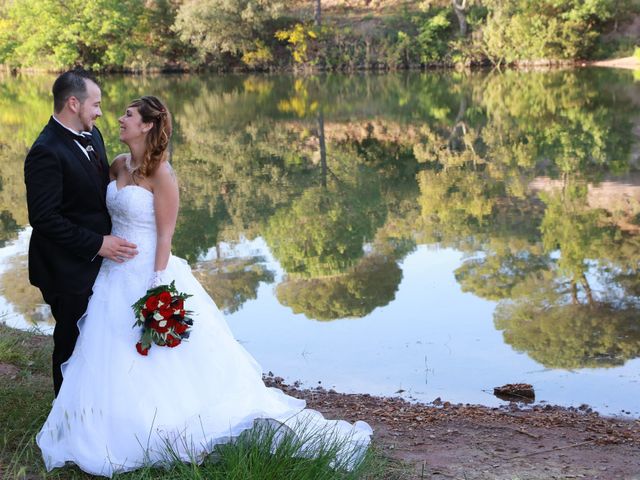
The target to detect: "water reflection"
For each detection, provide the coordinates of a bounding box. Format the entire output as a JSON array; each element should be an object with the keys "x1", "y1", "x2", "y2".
[
  {"x1": 495, "y1": 271, "x2": 640, "y2": 369},
  {"x1": 1, "y1": 69, "x2": 639, "y2": 412},
  {"x1": 194, "y1": 256, "x2": 275, "y2": 314},
  {"x1": 277, "y1": 253, "x2": 403, "y2": 321}
]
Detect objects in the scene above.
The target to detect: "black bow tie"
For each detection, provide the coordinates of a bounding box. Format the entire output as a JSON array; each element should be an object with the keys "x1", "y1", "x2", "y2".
[
  {"x1": 64, "y1": 129, "x2": 103, "y2": 174},
  {"x1": 67, "y1": 130, "x2": 93, "y2": 150}
]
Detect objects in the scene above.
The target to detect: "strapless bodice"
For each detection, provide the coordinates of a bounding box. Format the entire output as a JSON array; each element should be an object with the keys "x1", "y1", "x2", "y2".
[{"x1": 103, "y1": 180, "x2": 157, "y2": 273}]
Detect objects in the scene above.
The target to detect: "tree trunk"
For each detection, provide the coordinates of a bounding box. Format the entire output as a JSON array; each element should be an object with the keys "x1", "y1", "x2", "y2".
[
  {"x1": 570, "y1": 281, "x2": 578, "y2": 305},
  {"x1": 315, "y1": 0, "x2": 322, "y2": 27},
  {"x1": 447, "y1": 96, "x2": 467, "y2": 150},
  {"x1": 580, "y1": 274, "x2": 595, "y2": 307},
  {"x1": 318, "y1": 110, "x2": 327, "y2": 188},
  {"x1": 452, "y1": 0, "x2": 468, "y2": 37}
]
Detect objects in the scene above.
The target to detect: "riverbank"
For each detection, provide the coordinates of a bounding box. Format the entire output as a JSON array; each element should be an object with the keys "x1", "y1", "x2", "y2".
[
  {"x1": 2, "y1": 325, "x2": 639, "y2": 479},
  {"x1": 1, "y1": 1, "x2": 638, "y2": 73},
  {"x1": 266, "y1": 377, "x2": 640, "y2": 480},
  {"x1": 592, "y1": 56, "x2": 640, "y2": 70},
  {"x1": 264, "y1": 375, "x2": 640, "y2": 479}
]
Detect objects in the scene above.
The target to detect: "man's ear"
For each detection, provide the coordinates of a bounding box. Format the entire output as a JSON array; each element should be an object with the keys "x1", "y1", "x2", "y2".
[{"x1": 68, "y1": 96, "x2": 80, "y2": 113}]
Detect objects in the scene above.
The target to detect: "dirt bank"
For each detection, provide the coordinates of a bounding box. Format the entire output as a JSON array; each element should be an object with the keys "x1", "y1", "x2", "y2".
[
  {"x1": 592, "y1": 56, "x2": 640, "y2": 70},
  {"x1": 265, "y1": 375, "x2": 640, "y2": 479}
]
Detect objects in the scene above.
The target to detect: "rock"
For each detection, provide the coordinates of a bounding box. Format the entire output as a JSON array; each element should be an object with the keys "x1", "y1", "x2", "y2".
[{"x1": 493, "y1": 383, "x2": 535, "y2": 402}]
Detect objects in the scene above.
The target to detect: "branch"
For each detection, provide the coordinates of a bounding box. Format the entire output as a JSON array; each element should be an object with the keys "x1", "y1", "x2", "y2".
[{"x1": 452, "y1": 0, "x2": 467, "y2": 11}]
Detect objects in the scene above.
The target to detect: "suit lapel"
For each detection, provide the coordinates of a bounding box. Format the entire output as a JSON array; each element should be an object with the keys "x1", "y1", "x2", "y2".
[
  {"x1": 48, "y1": 118, "x2": 107, "y2": 208},
  {"x1": 92, "y1": 126, "x2": 112, "y2": 188}
]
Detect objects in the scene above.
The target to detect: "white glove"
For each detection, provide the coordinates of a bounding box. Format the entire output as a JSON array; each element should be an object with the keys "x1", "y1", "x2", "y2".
[{"x1": 149, "y1": 269, "x2": 167, "y2": 289}]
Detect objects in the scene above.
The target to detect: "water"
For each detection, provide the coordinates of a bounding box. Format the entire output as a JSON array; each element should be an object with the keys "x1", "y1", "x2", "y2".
[{"x1": 1, "y1": 69, "x2": 639, "y2": 416}]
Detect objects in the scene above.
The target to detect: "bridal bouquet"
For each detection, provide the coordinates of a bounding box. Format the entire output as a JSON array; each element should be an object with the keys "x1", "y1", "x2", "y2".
[{"x1": 132, "y1": 281, "x2": 193, "y2": 356}]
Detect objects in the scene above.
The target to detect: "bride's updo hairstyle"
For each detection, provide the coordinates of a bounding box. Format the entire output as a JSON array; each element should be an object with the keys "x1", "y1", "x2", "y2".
[{"x1": 129, "y1": 95, "x2": 172, "y2": 177}]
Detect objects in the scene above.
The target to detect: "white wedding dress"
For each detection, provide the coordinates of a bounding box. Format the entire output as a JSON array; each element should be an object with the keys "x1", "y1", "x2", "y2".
[{"x1": 37, "y1": 181, "x2": 372, "y2": 477}]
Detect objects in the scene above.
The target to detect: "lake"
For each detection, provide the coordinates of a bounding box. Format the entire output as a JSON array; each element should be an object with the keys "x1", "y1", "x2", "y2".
[{"x1": 1, "y1": 69, "x2": 639, "y2": 416}]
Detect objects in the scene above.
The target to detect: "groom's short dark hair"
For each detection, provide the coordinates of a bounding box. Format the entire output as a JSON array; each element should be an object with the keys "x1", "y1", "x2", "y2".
[{"x1": 52, "y1": 68, "x2": 100, "y2": 113}]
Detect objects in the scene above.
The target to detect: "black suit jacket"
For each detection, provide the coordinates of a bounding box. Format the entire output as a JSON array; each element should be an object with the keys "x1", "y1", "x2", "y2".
[{"x1": 25, "y1": 117, "x2": 111, "y2": 294}]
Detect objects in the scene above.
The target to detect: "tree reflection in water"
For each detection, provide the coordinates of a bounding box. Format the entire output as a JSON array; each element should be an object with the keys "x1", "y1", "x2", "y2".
[
  {"x1": 276, "y1": 254, "x2": 402, "y2": 321},
  {"x1": 495, "y1": 271, "x2": 640, "y2": 369},
  {"x1": 1, "y1": 69, "x2": 639, "y2": 376},
  {"x1": 194, "y1": 256, "x2": 275, "y2": 314}
]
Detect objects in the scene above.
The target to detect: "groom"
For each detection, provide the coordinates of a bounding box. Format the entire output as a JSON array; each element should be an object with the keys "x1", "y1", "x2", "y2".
[{"x1": 25, "y1": 68, "x2": 138, "y2": 396}]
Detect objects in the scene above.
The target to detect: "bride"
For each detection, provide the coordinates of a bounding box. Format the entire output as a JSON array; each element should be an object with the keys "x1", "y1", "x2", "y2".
[{"x1": 36, "y1": 96, "x2": 372, "y2": 477}]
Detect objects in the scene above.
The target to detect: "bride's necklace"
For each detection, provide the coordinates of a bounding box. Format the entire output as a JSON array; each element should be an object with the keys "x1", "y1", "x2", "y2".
[{"x1": 125, "y1": 156, "x2": 140, "y2": 175}]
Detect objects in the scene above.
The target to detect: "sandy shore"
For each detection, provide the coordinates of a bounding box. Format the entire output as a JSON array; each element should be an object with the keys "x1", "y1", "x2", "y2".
[{"x1": 591, "y1": 56, "x2": 640, "y2": 70}]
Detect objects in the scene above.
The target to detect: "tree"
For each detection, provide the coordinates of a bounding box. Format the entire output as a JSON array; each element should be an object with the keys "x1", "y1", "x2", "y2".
[
  {"x1": 420, "y1": 0, "x2": 481, "y2": 37},
  {"x1": 175, "y1": 0, "x2": 282, "y2": 62},
  {"x1": 0, "y1": 0, "x2": 146, "y2": 70},
  {"x1": 481, "y1": 0, "x2": 617, "y2": 63},
  {"x1": 315, "y1": 0, "x2": 322, "y2": 27},
  {"x1": 451, "y1": 0, "x2": 469, "y2": 36}
]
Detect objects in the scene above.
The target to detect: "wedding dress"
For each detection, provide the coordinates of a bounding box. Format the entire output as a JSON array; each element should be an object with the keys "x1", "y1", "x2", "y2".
[{"x1": 37, "y1": 180, "x2": 372, "y2": 477}]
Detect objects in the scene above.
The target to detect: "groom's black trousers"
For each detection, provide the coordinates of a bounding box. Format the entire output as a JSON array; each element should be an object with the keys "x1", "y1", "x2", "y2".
[{"x1": 41, "y1": 290, "x2": 92, "y2": 396}]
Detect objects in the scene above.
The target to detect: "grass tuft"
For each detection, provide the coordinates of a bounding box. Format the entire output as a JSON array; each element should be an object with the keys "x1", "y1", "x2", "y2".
[{"x1": 0, "y1": 325, "x2": 390, "y2": 479}]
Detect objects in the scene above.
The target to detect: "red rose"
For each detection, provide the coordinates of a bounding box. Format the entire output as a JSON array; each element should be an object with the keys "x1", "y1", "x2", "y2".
[
  {"x1": 159, "y1": 305, "x2": 174, "y2": 320},
  {"x1": 171, "y1": 298, "x2": 184, "y2": 310},
  {"x1": 136, "y1": 342, "x2": 150, "y2": 356},
  {"x1": 145, "y1": 295, "x2": 159, "y2": 311},
  {"x1": 141, "y1": 308, "x2": 149, "y2": 318},
  {"x1": 158, "y1": 291, "x2": 172, "y2": 306},
  {"x1": 174, "y1": 321, "x2": 188, "y2": 335},
  {"x1": 165, "y1": 334, "x2": 181, "y2": 348},
  {"x1": 151, "y1": 318, "x2": 170, "y2": 333}
]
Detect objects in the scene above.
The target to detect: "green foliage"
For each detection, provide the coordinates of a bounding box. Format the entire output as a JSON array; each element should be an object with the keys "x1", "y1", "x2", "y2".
[
  {"x1": 540, "y1": 187, "x2": 613, "y2": 279},
  {"x1": 265, "y1": 182, "x2": 385, "y2": 278},
  {"x1": 133, "y1": 0, "x2": 197, "y2": 70},
  {"x1": 495, "y1": 273, "x2": 640, "y2": 369},
  {"x1": 175, "y1": 0, "x2": 282, "y2": 64},
  {"x1": 416, "y1": 10, "x2": 452, "y2": 63},
  {"x1": 0, "y1": 0, "x2": 149, "y2": 70},
  {"x1": 195, "y1": 257, "x2": 275, "y2": 314},
  {"x1": 455, "y1": 250, "x2": 549, "y2": 301},
  {"x1": 277, "y1": 254, "x2": 402, "y2": 320},
  {"x1": 481, "y1": 0, "x2": 618, "y2": 64},
  {"x1": 0, "y1": 0, "x2": 633, "y2": 70}
]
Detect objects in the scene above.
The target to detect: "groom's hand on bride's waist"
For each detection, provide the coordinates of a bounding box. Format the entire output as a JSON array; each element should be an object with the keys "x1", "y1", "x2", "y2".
[{"x1": 98, "y1": 235, "x2": 138, "y2": 263}]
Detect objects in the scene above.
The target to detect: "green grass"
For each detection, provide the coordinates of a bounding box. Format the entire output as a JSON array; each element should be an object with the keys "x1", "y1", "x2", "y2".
[{"x1": 0, "y1": 325, "x2": 392, "y2": 479}]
